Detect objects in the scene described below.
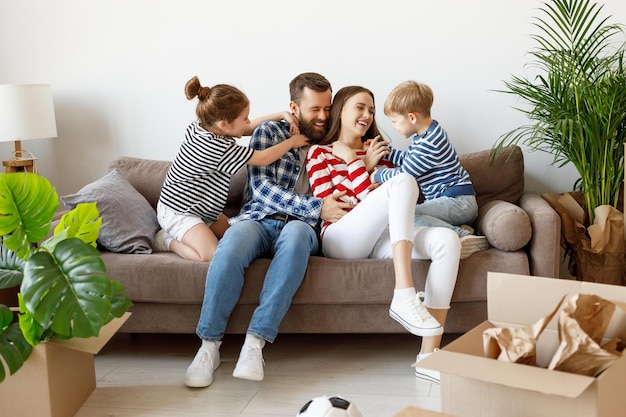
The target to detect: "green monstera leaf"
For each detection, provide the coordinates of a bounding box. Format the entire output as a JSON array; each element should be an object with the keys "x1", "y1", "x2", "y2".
[
  {"x1": 20, "y1": 238, "x2": 112, "y2": 342},
  {"x1": 0, "y1": 304, "x2": 32, "y2": 383},
  {"x1": 0, "y1": 236, "x2": 24, "y2": 290},
  {"x1": 42, "y1": 202, "x2": 102, "y2": 251},
  {"x1": 0, "y1": 171, "x2": 132, "y2": 385},
  {"x1": 0, "y1": 173, "x2": 58, "y2": 260}
]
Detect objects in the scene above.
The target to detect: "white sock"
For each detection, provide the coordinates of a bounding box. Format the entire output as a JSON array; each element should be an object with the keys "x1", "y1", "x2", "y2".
[
  {"x1": 164, "y1": 237, "x2": 173, "y2": 251},
  {"x1": 393, "y1": 287, "x2": 417, "y2": 303},
  {"x1": 244, "y1": 334, "x2": 266, "y2": 349},
  {"x1": 201, "y1": 339, "x2": 219, "y2": 351},
  {"x1": 418, "y1": 348, "x2": 439, "y2": 360}
]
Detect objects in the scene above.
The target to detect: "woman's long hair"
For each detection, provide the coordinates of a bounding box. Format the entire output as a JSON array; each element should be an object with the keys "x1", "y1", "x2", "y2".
[{"x1": 320, "y1": 85, "x2": 380, "y2": 146}]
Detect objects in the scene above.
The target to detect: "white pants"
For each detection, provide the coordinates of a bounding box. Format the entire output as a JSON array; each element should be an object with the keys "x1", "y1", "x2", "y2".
[
  {"x1": 371, "y1": 226, "x2": 460, "y2": 309},
  {"x1": 322, "y1": 172, "x2": 460, "y2": 310},
  {"x1": 322, "y1": 173, "x2": 418, "y2": 259}
]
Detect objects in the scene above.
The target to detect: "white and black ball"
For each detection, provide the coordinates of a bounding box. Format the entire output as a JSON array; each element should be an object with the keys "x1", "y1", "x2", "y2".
[{"x1": 296, "y1": 395, "x2": 363, "y2": 417}]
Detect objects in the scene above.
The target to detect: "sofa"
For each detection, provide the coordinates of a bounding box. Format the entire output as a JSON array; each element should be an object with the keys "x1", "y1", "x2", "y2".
[{"x1": 57, "y1": 145, "x2": 561, "y2": 335}]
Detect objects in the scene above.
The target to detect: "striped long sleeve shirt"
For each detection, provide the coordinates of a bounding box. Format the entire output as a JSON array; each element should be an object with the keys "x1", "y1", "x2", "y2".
[{"x1": 373, "y1": 120, "x2": 474, "y2": 200}]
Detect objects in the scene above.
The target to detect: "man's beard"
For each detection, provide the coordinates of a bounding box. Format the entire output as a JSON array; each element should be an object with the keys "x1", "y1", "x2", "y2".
[{"x1": 298, "y1": 117, "x2": 327, "y2": 144}]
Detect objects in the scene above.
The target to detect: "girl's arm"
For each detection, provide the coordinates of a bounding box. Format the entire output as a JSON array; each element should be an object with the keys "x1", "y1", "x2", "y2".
[
  {"x1": 244, "y1": 111, "x2": 299, "y2": 136},
  {"x1": 247, "y1": 134, "x2": 309, "y2": 166}
]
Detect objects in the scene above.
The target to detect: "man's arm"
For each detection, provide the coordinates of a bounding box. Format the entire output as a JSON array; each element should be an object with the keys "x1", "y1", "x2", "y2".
[{"x1": 320, "y1": 192, "x2": 352, "y2": 223}]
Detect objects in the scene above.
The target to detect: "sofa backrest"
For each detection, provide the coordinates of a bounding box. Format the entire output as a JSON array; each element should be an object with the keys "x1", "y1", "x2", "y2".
[
  {"x1": 108, "y1": 145, "x2": 524, "y2": 214},
  {"x1": 109, "y1": 157, "x2": 171, "y2": 208},
  {"x1": 459, "y1": 145, "x2": 524, "y2": 207}
]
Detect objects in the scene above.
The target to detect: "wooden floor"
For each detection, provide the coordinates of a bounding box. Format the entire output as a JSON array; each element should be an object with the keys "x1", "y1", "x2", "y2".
[{"x1": 75, "y1": 332, "x2": 458, "y2": 417}]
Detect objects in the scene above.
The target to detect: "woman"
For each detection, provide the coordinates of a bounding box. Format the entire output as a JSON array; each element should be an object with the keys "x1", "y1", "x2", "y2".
[{"x1": 305, "y1": 86, "x2": 460, "y2": 383}]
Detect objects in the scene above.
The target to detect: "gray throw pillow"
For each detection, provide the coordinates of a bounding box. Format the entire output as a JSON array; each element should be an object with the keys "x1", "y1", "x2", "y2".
[
  {"x1": 476, "y1": 200, "x2": 532, "y2": 251},
  {"x1": 60, "y1": 169, "x2": 159, "y2": 254}
]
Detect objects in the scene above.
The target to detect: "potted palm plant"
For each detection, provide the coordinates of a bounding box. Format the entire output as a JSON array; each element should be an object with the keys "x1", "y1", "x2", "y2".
[
  {"x1": 492, "y1": 0, "x2": 626, "y2": 284},
  {"x1": 0, "y1": 171, "x2": 132, "y2": 383}
]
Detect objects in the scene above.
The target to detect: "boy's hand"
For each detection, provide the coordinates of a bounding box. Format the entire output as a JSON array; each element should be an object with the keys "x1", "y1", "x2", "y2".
[
  {"x1": 363, "y1": 135, "x2": 390, "y2": 171},
  {"x1": 369, "y1": 168, "x2": 380, "y2": 184}
]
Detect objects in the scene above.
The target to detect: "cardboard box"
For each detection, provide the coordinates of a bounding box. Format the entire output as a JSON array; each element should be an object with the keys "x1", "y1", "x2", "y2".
[
  {"x1": 419, "y1": 272, "x2": 626, "y2": 417},
  {"x1": 0, "y1": 312, "x2": 130, "y2": 417}
]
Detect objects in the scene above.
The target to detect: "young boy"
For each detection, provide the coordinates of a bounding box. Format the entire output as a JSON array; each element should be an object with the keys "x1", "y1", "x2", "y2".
[{"x1": 372, "y1": 80, "x2": 488, "y2": 259}]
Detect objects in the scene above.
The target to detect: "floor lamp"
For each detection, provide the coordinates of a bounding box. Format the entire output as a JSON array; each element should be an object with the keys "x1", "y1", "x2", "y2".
[{"x1": 0, "y1": 84, "x2": 57, "y2": 173}]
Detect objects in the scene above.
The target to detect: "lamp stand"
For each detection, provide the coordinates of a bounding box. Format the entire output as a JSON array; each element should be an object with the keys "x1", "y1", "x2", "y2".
[{"x1": 3, "y1": 140, "x2": 35, "y2": 173}]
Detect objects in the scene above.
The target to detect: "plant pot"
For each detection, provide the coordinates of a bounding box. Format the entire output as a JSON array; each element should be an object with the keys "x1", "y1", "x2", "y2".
[{"x1": 543, "y1": 192, "x2": 625, "y2": 286}]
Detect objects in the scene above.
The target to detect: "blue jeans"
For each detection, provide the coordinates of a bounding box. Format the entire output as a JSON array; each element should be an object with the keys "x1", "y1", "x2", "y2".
[
  {"x1": 414, "y1": 195, "x2": 478, "y2": 237},
  {"x1": 196, "y1": 218, "x2": 319, "y2": 343}
]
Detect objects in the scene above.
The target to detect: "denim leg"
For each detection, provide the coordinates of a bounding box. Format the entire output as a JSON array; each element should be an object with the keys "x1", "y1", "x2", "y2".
[
  {"x1": 414, "y1": 195, "x2": 478, "y2": 236},
  {"x1": 196, "y1": 220, "x2": 270, "y2": 342},
  {"x1": 247, "y1": 220, "x2": 319, "y2": 343}
]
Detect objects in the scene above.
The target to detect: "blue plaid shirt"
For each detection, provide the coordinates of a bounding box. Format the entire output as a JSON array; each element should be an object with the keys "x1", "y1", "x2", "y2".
[{"x1": 229, "y1": 120, "x2": 323, "y2": 228}]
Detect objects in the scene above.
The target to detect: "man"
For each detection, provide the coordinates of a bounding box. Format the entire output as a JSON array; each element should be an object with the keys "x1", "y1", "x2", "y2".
[{"x1": 184, "y1": 72, "x2": 350, "y2": 387}]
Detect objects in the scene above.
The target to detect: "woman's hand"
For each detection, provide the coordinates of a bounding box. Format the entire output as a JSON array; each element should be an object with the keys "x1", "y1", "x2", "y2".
[
  {"x1": 332, "y1": 141, "x2": 358, "y2": 163},
  {"x1": 282, "y1": 111, "x2": 300, "y2": 136},
  {"x1": 363, "y1": 135, "x2": 390, "y2": 172}
]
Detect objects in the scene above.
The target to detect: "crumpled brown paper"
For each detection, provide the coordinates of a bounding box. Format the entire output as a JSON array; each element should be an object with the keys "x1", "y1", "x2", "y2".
[
  {"x1": 542, "y1": 192, "x2": 625, "y2": 286},
  {"x1": 483, "y1": 295, "x2": 565, "y2": 365},
  {"x1": 548, "y1": 293, "x2": 621, "y2": 376},
  {"x1": 483, "y1": 293, "x2": 624, "y2": 377}
]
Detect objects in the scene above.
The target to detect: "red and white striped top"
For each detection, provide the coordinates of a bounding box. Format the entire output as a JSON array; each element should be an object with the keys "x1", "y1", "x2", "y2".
[{"x1": 306, "y1": 143, "x2": 393, "y2": 235}]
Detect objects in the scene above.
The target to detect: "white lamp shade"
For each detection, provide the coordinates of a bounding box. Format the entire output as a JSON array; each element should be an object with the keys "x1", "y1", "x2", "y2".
[{"x1": 0, "y1": 84, "x2": 57, "y2": 142}]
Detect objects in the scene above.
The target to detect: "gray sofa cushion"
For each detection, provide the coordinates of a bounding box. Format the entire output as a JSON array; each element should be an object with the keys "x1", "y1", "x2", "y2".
[{"x1": 60, "y1": 169, "x2": 159, "y2": 254}]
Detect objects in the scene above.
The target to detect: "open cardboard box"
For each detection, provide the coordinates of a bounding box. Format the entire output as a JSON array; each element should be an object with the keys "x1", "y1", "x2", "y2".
[
  {"x1": 0, "y1": 312, "x2": 130, "y2": 417},
  {"x1": 419, "y1": 272, "x2": 626, "y2": 417}
]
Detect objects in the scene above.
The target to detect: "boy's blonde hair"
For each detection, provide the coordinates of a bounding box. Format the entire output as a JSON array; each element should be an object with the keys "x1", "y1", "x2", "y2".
[{"x1": 384, "y1": 80, "x2": 433, "y2": 117}]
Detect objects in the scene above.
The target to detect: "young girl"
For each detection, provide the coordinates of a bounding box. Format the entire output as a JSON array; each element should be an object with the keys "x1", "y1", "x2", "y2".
[
  {"x1": 306, "y1": 86, "x2": 460, "y2": 382},
  {"x1": 156, "y1": 76, "x2": 309, "y2": 262}
]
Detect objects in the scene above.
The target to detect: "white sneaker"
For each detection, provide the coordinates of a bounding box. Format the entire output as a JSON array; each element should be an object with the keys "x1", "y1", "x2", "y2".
[
  {"x1": 459, "y1": 224, "x2": 475, "y2": 235},
  {"x1": 389, "y1": 292, "x2": 443, "y2": 337},
  {"x1": 184, "y1": 340, "x2": 221, "y2": 388},
  {"x1": 233, "y1": 343, "x2": 265, "y2": 381},
  {"x1": 460, "y1": 235, "x2": 489, "y2": 259},
  {"x1": 153, "y1": 229, "x2": 171, "y2": 252},
  {"x1": 414, "y1": 349, "x2": 440, "y2": 384}
]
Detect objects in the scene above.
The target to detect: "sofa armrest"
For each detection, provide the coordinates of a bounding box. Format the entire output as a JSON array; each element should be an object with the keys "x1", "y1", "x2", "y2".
[{"x1": 519, "y1": 192, "x2": 561, "y2": 278}]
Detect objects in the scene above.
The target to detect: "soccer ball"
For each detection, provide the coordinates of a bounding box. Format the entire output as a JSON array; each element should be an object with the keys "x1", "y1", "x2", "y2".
[{"x1": 296, "y1": 395, "x2": 363, "y2": 417}]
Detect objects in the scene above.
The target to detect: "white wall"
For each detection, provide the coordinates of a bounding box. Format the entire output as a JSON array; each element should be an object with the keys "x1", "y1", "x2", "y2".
[{"x1": 1, "y1": 0, "x2": 624, "y2": 196}]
